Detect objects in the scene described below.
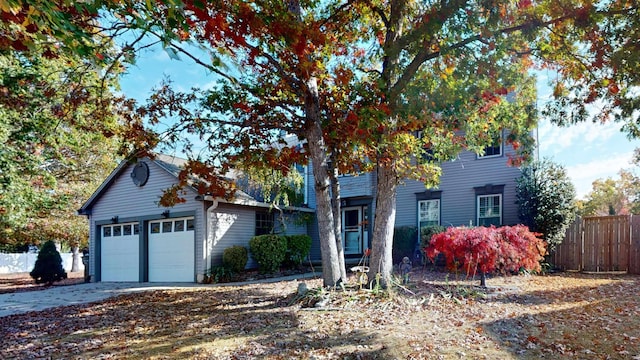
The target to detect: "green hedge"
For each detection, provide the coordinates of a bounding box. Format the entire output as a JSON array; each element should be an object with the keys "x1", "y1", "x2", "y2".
[
  {"x1": 249, "y1": 234, "x2": 287, "y2": 273},
  {"x1": 284, "y1": 234, "x2": 312, "y2": 268},
  {"x1": 222, "y1": 245, "x2": 248, "y2": 273}
]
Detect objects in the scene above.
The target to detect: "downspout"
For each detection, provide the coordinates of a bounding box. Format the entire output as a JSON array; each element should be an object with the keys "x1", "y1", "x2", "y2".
[
  {"x1": 205, "y1": 197, "x2": 219, "y2": 274},
  {"x1": 304, "y1": 164, "x2": 309, "y2": 206}
]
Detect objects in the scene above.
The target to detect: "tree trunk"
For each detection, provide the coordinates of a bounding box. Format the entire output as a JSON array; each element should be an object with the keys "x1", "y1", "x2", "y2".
[
  {"x1": 71, "y1": 244, "x2": 80, "y2": 272},
  {"x1": 304, "y1": 77, "x2": 343, "y2": 287},
  {"x1": 369, "y1": 163, "x2": 398, "y2": 288},
  {"x1": 330, "y1": 166, "x2": 347, "y2": 281}
]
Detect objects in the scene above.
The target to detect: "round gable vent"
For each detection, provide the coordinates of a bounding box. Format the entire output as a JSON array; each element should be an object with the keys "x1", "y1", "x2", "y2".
[{"x1": 131, "y1": 162, "x2": 149, "y2": 187}]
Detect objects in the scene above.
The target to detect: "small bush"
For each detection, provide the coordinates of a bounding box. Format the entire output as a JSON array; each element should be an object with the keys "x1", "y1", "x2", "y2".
[
  {"x1": 425, "y1": 225, "x2": 546, "y2": 284},
  {"x1": 392, "y1": 226, "x2": 418, "y2": 265},
  {"x1": 205, "y1": 266, "x2": 234, "y2": 283},
  {"x1": 249, "y1": 234, "x2": 287, "y2": 273},
  {"x1": 222, "y1": 246, "x2": 248, "y2": 273},
  {"x1": 30, "y1": 240, "x2": 67, "y2": 285},
  {"x1": 420, "y1": 225, "x2": 447, "y2": 266},
  {"x1": 284, "y1": 234, "x2": 312, "y2": 268},
  {"x1": 420, "y1": 225, "x2": 446, "y2": 249}
]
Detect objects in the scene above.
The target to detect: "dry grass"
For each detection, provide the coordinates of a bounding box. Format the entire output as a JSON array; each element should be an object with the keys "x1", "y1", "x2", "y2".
[{"x1": 1, "y1": 270, "x2": 639, "y2": 359}]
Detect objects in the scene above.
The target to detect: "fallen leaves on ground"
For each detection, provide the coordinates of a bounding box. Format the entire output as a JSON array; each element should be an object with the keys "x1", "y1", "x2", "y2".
[
  {"x1": 1, "y1": 271, "x2": 639, "y2": 359},
  {"x1": 0, "y1": 272, "x2": 85, "y2": 294}
]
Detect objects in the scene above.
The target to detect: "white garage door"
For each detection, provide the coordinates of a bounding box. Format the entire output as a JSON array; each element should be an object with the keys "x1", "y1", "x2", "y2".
[
  {"x1": 101, "y1": 222, "x2": 140, "y2": 282},
  {"x1": 148, "y1": 217, "x2": 195, "y2": 282}
]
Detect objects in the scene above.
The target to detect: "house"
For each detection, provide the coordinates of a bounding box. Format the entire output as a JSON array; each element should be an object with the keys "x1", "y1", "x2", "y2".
[
  {"x1": 305, "y1": 128, "x2": 526, "y2": 261},
  {"x1": 80, "y1": 128, "x2": 525, "y2": 282},
  {"x1": 78, "y1": 154, "x2": 312, "y2": 283}
]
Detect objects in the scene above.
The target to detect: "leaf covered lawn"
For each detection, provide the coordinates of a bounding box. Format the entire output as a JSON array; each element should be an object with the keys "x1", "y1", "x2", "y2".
[{"x1": 1, "y1": 271, "x2": 639, "y2": 359}]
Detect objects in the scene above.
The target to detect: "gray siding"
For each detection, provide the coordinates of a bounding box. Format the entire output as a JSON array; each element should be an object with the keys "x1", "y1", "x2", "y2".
[
  {"x1": 308, "y1": 214, "x2": 321, "y2": 261},
  {"x1": 273, "y1": 212, "x2": 309, "y2": 236},
  {"x1": 305, "y1": 163, "x2": 321, "y2": 260},
  {"x1": 208, "y1": 203, "x2": 257, "y2": 269},
  {"x1": 339, "y1": 172, "x2": 374, "y2": 198},
  {"x1": 207, "y1": 204, "x2": 312, "y2": 268},
  {"x1": 305, "y1": 137, "x2": 523, "y2": 258},
  {"x1": 396, "y1": 140, "x2": 522, "y2": 228},
  {"x1": 87, "y1": 159, "x2": 205, "y2": 281}
]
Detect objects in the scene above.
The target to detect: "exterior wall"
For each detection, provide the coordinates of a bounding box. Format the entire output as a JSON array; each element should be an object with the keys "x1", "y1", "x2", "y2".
[
  {"x1": 208, "y1": 206, "x2": 312, "y2": 269},
  {"x1": 339, "y1": 172, "x2": 374, "y2": 198},
  {"x1": 308, "y1": 214, "x2": 321, "y2": 261},
  {"x1": 208, "y1": 203, "x2": 258, "y2": 269},
  {"x1": 395, "y1": 141, "x2": 522, "y2": 228},
  {"x1": 273, "y1": 212, "x2": 309, "y2": 236},
  {"x1": 304, "y1": 161, "x2": 321, "y2": 261},
  {"x1": 305, "y1": 132, "x2": 524, "y2": 258},
  {"x1": 87, "y1": 159, "x2": 205, "y2": 281}
]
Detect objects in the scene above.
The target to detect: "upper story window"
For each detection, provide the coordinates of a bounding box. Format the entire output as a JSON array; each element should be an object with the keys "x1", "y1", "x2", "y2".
[
  {"x1": 415, "y1": 130, "x2": 436, "y2": 162},
  {"x1": 478, "y1": 134, "x2": 503, "y2": 159}
]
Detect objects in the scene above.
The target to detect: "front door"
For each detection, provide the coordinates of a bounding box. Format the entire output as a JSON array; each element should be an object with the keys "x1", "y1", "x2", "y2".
[{"x1": 342, "y1": 207, "x2": 363, "y2": 255}]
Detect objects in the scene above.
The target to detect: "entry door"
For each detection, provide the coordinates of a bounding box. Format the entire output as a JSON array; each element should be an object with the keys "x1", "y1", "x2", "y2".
[{"x1": 342, "y1": 207, "x2": 362, "y2": 255}]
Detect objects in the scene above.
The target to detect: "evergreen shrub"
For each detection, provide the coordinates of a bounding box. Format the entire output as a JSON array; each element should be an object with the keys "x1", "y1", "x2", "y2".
[
  {"x1": 30, "y1": 240, "x2": 67, "y2": 285},
  {"x1": 249, "y1": 234, "x2": 287, "y2": 273},
  {"x1": 222, "y1": 245, "x2": 248, "y2": 273},
  {"x1": 284, "y1": 234, "x2": 312, "y2": 268}
]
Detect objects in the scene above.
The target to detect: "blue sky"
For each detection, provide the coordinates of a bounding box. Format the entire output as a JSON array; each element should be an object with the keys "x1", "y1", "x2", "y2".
[
  {"x1": 119, "y1": 50, "x2": 640, "y2": 200},
  {"x1": 534, "y1": 70, "x2": 640, "y2": 199}
]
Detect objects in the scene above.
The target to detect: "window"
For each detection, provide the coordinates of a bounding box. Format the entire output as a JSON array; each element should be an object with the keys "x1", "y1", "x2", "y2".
[
  {"x1": 477, "y1": 194, "x2": 502, "y2": 226},
  {"x1": 478, "y1": 135, "x2": 502, "y2": 158},
  {"x1": 255, "y1": 212, "x2": 273, "y2": 236},
  {"x1": 123, "y1": 224, "x2": 132, "y2": 236},
  {"x1": 162, "y1": 221, "x2": 172, "y2": 233},
  {"x1": 186, "y1": 219, "x2": 195, "y2": 231},
  {"x1": 134, "y1": 224, "x2": 140, "y2": 235},
  {"x1": 103, "y1": 226, "x2": 111, "y2": 237},
  {"x1": 113, "y1": 225, "x2": 122, "y2": 237},
  {"x1": 174, "y1": 220, "x2": 185, "y2": 232},
  {"x1": 418, "y1": 199, "x2": 440, "y2": 228},
  {"x1": 150, "y1": 222, "x2": 160, "y2": 234},
  {"x1": 416, "y1": 130, "x2": 436, "y2": 162}
]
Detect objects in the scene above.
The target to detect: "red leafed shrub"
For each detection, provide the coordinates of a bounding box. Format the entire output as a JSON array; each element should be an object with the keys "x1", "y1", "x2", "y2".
[{"x1": 425, "y1": 225, "x2": 546, "y2": 277}]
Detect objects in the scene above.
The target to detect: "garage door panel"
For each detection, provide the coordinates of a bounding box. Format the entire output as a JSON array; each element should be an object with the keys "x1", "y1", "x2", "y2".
[
  {"x1": 148, "y1": 218, "x2": 194, "y2": 282},
  {"x1": 101, "y1": 223, "x2": 139, "y2": 282}
]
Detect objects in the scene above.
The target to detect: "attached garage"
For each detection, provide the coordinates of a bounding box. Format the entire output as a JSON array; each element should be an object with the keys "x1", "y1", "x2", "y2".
[
  {"x1": 100, "y1": 222, "x2": 140, "y2": 282},
  {"x1": 148, "y1": 217, "x2": 195, "y2": 282},
  {"x1": 79, "y1": 154, "x2": 312, "y2": 284}
]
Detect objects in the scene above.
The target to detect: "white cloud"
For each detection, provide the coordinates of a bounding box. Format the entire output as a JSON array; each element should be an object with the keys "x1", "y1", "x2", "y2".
[
  {"x1": 538, "y1": 119, "x2": 622, "y2": 155},
  {"x1": 565, "y1": 152, "x2": 634, "y2": 199}
]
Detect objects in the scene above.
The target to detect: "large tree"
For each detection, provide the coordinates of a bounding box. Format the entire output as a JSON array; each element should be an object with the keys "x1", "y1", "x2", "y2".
[
  {"x1": 105, "y1": 0, "x2": 639, "y2": 287},
  {"x1": 580, "y1": 169, "x2": 640, "y2": 216},
  {"x1": 101, "y1": 1, "x2": 361, "y2": 286},
  {"x1": 4, "y1": 0, "x2": 640, "y2": 287},
  {"x1": 337, "y1": 0, "x2": 639, "y2": 287},
  {"x1": 0, "y1": 48, "x2": 120, "y2": 266}
]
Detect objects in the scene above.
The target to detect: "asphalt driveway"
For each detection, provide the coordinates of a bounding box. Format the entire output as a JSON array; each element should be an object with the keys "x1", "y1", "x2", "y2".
[{"x1": 0, "y1": 282, "x2": 202, "y2": 317}]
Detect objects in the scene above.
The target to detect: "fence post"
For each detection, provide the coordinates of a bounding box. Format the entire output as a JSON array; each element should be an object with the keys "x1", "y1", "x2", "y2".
[{"x1": 579, "y1": 217, "x2": 584, "y2": 272}]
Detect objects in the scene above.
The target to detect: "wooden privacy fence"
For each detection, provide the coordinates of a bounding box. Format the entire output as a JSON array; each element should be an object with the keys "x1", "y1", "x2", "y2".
[{"x1": 552, "y1": 215, "x2": 640, "y2": 274}]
